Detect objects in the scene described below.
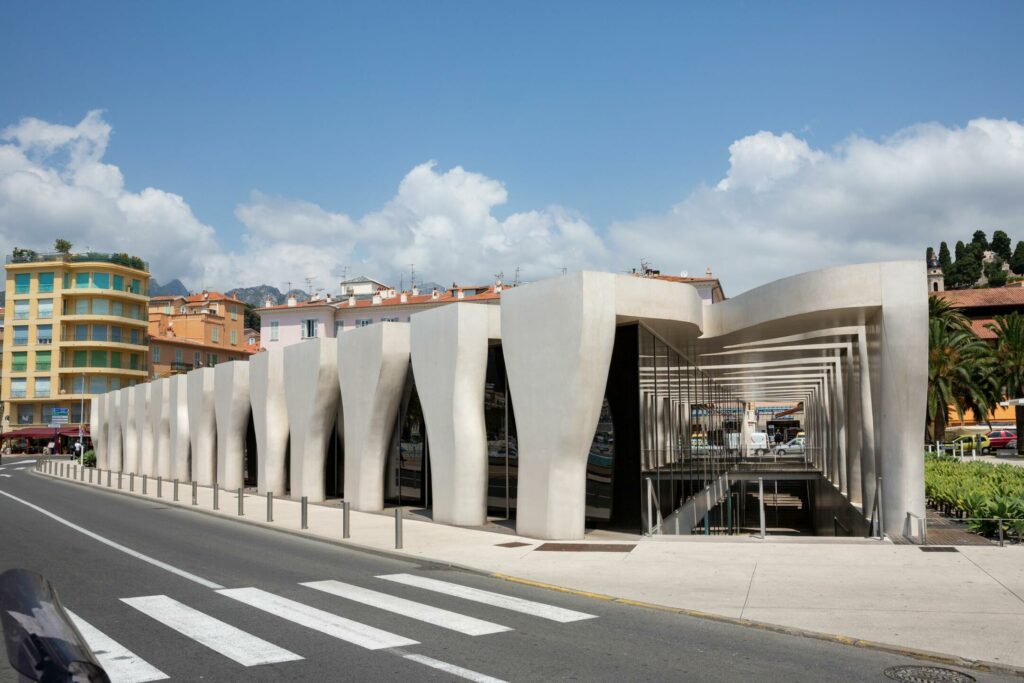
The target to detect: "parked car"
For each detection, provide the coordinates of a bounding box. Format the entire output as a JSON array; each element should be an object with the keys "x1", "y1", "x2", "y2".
[
  {"x1": 775, "y1": 437, "x2": 805, "y2": 456},
  {"x1": 984, "y1": 429, "x2": 1017, "y2": 452},
  {"x1": 942, "y1": 434, "x2": 989, "y2": 454}
]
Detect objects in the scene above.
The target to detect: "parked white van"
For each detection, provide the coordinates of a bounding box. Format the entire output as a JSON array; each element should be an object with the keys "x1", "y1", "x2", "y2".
[{"x1": 726, "y1": 432, "x2": 770, "y2": 455}]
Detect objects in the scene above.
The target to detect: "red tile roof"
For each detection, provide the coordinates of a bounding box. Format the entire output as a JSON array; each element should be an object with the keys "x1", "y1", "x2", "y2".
[
  {"x1": 934, "y1": 287, "x2": 1024, "y2": 308},
  {"x1": 970, "y1": 319, "x2": 997, "y2": 340}
]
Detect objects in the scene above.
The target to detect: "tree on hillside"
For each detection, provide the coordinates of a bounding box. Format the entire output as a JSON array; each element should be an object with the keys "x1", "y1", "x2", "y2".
[
  {"x1": 986, "y1": 313, "x2": 1024, "y2": 454},
  {"x1": 929, "y1": 298, "x2": 994, "y2": 441},
  {"x1": 986, "y1": 259, "x2": 1008, "y2": 288},
  {"x1": 955, "y1": 240, "x2": 966, "y2": 261},
  {"x1": 54, "y1": 238, "x2": 72, "y2": 254},
  {"x1": 971, "y1": 230, "x2": 989, "y2": 251},
  {"x1": 243, "y1": 303, "x2": 261, "y2": 331},
  {"x1": 1011, "y1": 241, "x2": 1024, "y2": 275},
  {"x1": 938, "y1": 241, "x2": 952, "y2": 271},
  {"x1": 992, "y1": 230, "x2": 1012, "y2": 261}
]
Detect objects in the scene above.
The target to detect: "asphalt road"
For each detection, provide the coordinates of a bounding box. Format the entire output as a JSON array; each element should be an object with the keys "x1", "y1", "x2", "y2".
[{"x1": 0, "y1": 457, "x2": 1014, "y2": 682}]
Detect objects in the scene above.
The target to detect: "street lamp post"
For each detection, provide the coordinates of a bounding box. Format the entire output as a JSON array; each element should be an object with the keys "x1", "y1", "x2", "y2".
[{"x1": 77, "y1": 372, "x2": 85, "y2": 465}]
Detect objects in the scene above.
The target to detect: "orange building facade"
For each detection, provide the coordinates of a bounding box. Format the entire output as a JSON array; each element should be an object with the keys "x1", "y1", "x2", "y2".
[{"x1": 147, "y1": 291, "x2": 255, "y2": 378}]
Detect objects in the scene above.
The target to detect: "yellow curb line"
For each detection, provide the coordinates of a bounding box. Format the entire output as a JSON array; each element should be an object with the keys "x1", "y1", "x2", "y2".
[{"x1": 490, "y1": 573, "x2": 1024, "y2": 678}]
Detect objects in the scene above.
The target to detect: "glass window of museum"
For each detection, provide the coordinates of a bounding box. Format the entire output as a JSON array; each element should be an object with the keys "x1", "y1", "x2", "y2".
[{"x1": 1, "y1": 250, "x2": 150, "y2": 429}]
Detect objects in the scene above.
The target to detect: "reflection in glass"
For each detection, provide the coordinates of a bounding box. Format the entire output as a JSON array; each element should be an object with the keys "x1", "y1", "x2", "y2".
[
  {"x1": 485, "y1": 345, "x2": 518, "y2": 518},
  {"x1": 386, "y1": 371, "x2": 429, "y2": 507}
]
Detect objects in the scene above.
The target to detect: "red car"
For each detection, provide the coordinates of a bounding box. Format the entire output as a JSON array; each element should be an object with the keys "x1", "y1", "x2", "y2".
[{"x1": 985, "y1": 429, "x2": 1017, "y2": 452}]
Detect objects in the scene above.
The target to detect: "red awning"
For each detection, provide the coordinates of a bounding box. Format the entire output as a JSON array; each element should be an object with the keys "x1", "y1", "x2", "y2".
[{"x1": 2, "y1": 426, "x2": 89, "y2": 439}]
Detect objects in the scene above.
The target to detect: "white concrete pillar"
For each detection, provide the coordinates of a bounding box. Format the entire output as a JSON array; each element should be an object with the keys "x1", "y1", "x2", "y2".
[
  {"x1": 410, "y1": 304, "x2": 495, "y2": 526},
  {"x1": 338, "y1": 324, "x2": 410, "y2": 511},
  {"x1": 120, "y1": 387, "x2": 138, "y2": 473},
  {"x1": 501, "y1": 272, "x2": 617, "y2": 540},
  {"x1": 134, "y1": 383, "x2": 154, "y2": 476},
  {"x1": 284, "y1": 338, "x2": 340, "y2": 502},
  {"x1": 168, "y1": 374, "x2": 191, "y2": 482},
  {"x1": 834, "y1": 352, "x2": 847, "y2": 494},
  {"x1": 877, "y1": 262, "x2": 928, "y2": 536},
  {"x1": 105, "y1": 390, "x2": 123, "y2": 472},
  {"x1": 214, "y1": 361, "x2": 251, "y2": 492},
  {"x1": 250, "y1": 348, "x2": 289, "y2": 496},
  {"x1": 149, "y1": 379, "x2": 171, "y2": 480},
  {"x1": 187, "y1": 368, "x2": 217, "y2": 486},
  {"x1": 90, "y1": 396, "x2": 104, "y2": 469},
  {"x1": 845, "y1": 347, "x2": 862, "y2": 506},
  {"x1": 857, "y1": 330, "x2": 878, "y2": 514}
]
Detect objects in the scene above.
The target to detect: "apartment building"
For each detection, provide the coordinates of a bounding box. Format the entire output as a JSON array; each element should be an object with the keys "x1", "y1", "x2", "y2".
[
  {"x1": 257, "y1": 282, "x2": 501, "y2": 352},
  {"x1": 1, "y1": 250, "x2": 150, "y2": 434},
  {"x1": 148, "y1": 291, "x2": 254, "y2": 377}
]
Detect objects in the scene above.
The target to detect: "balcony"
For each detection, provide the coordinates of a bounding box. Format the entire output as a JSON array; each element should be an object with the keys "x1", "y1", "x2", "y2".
[
  {"x1": 169, "y1": 361, "x2": 194, "y2": 374},
  {"x1": 6, "y1": 250, "x2": 149, "y2": 272}
]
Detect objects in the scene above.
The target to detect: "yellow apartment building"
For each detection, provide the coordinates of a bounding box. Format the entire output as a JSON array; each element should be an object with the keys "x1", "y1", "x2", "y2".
[{"x1": 1, "y1": 249, "x2": 150, "y2": 436}]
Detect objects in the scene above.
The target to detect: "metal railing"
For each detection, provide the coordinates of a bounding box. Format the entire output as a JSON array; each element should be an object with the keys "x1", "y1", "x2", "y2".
[
  {"x1": 941, "y1": 517, "x2": 1024, "y2": 547},
  {"x1": 906, "y1": 512, "x2": 928, "y2": 544}
]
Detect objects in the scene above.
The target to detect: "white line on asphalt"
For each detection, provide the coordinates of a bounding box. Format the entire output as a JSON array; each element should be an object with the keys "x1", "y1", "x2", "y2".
[
  {"x1": 217, "y1": 587, "x2": 418, "y2": 650},
  {"x1": 377, "y1": 574, "x2": 597, "y2": 623},
  {"x1": 402, "y1": 653, "x2": 508, "y2": 683},
  {"x1": 121, "y1": 595, "x2": 302, "y2": 666},
  {"x1": 301, "y1": 580, "x2": 511, "y2": 636},
  {"x1": 0, "y1": 490, "x2": 224, "y2": 590},
  {"x1": 11, "y1": 459, "x2": 36, "y2": 465},
  {"x1": 66, "y1": 609, "x2": 169, "y2": 682},
  {"x1": 0, "y1": 474, "x2": 11, "y2": 478},
  {"x1": 14, "y1": 467, "x2": 26, "y2": 471}
]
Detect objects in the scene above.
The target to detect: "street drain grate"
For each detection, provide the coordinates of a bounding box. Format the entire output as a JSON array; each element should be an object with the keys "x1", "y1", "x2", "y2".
[
  {"x1": 883, "y1": 666, "x2": 975, "y2": 683},
  {"x1": 495, "y1": 541, "x2": 531, "y2": 548},
  {"x1": 919, "y1": 546, "x2": 958, "y2": 553},
  {"x1": 535, "y1": 543, "x2": 636, "y2": 552}
]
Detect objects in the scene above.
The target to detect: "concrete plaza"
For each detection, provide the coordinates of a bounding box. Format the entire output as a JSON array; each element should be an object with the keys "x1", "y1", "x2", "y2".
[{"x1": 37, "y1": 462, "x2": 1024, "y2": 674}]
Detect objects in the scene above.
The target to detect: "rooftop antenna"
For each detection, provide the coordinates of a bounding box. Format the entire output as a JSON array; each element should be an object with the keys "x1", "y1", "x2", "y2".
[
  {"x1": 513, "y1": 266, "x2": 521, "y2": 286},
  {"x1": 304, "y1": 276, "x2": 315, "y2": 293},
  {"x1": 561, "y1": 267, "x2": 567, "y2": 276},
  {"x1": 399, "y1": 273, "x2": 404, "y2": 291},
  {"x1": 409, "y1": 264, "x2": 416, "y2": 290},
  {"x1": 285, "y1": 281, "x2": 293, "y2": 294},
  {"x1": 340, "y1": 265, "x2": 349, "y2": 282},
  {"x1": 494, "y1": 270, "x2": 504, "y2": 284}
]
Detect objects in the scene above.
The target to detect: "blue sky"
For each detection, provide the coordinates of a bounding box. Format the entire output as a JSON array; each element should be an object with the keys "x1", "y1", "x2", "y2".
[{"x1": 2, "y1": 2, "x2": 1023, "y2": 292}]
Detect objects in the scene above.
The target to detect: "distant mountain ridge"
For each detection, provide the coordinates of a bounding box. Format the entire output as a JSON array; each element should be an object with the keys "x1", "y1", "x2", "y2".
[
  {"x1": 149, "y1": 278, "x2": 189, "y2": 297},
  {"x1": 226, "y1": 285, "x2": 310, "y2": 308}
]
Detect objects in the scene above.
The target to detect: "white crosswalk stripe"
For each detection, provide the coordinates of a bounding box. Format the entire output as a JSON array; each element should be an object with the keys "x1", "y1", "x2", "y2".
[
  {"x1": 377, "y1": 574, "x2": 598, "y2": 623},
  {"x1": 217, "y1": 587, "x2": 418, "y2": 650},
  {"x1": 301, "y1": 579, "x2": 511, "y2": 636},
  {"x1": 121, "y1": 595, "x2": 302, "y2": 666},
  {"x1": 402, "y1": 653, "x2": 508, "y2": 683},
  {"x1": 66, "y1": 609, "x2": 169, "y2": 682}
]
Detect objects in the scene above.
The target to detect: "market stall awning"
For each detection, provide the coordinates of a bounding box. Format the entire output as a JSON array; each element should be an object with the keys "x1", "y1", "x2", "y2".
[{"x1": 2, "y1": 427, "x2": 89, "y2": 439}]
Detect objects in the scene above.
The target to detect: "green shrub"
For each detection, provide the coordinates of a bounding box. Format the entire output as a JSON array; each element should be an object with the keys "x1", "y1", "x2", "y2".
[
  {"x1": 924, "y1": 453, "x2": 1024, "y2": 536},
  {"x1": 82, "y1": 450, "x2": 96, "y2": 467}
]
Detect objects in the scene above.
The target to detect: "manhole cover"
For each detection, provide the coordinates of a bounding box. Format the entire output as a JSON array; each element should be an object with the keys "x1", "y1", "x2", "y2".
[{"x1": 883, "y1": 665, "x2": 975, "y2": 683}]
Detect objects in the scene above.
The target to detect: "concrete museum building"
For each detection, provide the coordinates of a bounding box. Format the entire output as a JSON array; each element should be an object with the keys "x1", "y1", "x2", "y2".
[{"x1": 88, "y1": 261, "x2": 926, "y2": 541}]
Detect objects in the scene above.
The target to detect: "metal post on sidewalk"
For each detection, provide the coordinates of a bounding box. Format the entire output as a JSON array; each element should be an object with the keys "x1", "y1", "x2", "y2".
[
  {"x1": 998, "y1": 519, "x2": 1004, "y2": 547},
  {"x1": 157, "y1": 476, "x2": 162, "y2": 498},
  {"x1": 106, "y1": 470, "x2": 111, "y2": 487},
  {"x1": 213, "y1": 486, "x2": 219, "y2": 510},
  {"x1": 301, "y1": 496, "x2": 308, "y2": 529},
  {"x1": 237, "y1": 487, "x2": 244, "y2": 516},
  {"x1": 142, "y1": 474, "x2": 147, "y2": 495},
  {"x1": 876, "y1": 476, "x2": 884, "y2": 537},
  {"x1": 395, "y1": 508, "x2": 403, "y2": 549},
  {"x1": 758, "y1": 477, "x2": 766, "y2": 540},
  {"x1": 173, "y1": 479, "x2": 179, "y2": 502},
  {"x1": 88, "y1": 468, "x2": 93, "y2": 484},
  {"x1": 267, "y1": 492, "x2": 273, "y2": 522},
  {"x1": 192, "y1": 481, "x2": 198, "y2": 506},
  {"x1": 129, "y1": 472, "x2": 135, "y2": 492},
  {"x1": 118, "y1": 472, "x2": 122, "y2": 489},
  {"x1": 343, "y1": 501, "x2": 351, "y2": 539}
]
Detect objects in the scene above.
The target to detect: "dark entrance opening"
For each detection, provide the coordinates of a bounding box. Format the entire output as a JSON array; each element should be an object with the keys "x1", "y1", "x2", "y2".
[
  {"x1": 324, "y1": 415, "x2": 344, "y2": 498},
  {"x1": 243, "y1": 411, "x2": 257, "y2": 487},
  {"x1": 386, "y1": 371, "x2": 429, "y2": 508},
  {"x1": 485, "y1": 345, "x2": 518, "y2": 519}
]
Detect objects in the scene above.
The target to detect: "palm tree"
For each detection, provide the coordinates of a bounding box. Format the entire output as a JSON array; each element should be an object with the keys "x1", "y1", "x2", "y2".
[
  {"x1": 929, "y1": 295, "x2": 970, "y2": 331},
  {"x1": 986, "y1": 312, "x2": 1024, "y2": 454},
  {"x1": 928, "y1": 319, "x2": 994, "y2": 441}
]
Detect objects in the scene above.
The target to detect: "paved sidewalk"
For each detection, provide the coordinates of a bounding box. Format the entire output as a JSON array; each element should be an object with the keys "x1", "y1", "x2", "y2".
[{"x1": 37, "y1": 463, "x2": 1024, "y2": 672}]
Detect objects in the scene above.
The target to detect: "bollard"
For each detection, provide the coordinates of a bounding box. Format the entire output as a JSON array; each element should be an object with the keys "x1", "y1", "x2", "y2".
[
  {"x1": 758, "y1": 477, "x2": 766, "y2": 540},
  {"x1": 106, "y1": 470, "x2": 111, "y2": 487},
  {"x1": 998, "y1": 518, "x2": 1004, "y2": 547},
  {"x1": 301, "y1": 496, "x2": 308, "y2": 529},
  {"x1": 213, "y1": 486, "x2": 219, "y2": 510},
  {"x1": 192, "y1": 481, "x2": 198, "y2": 506},
  {"x1": 79, "y1": 465, "x2": 84, "y2": 481},
  {"x1": 130, "y1": 473, "x2": 135, "y2": 492},
  {"x1": 267, "y1": 492, "x2": 273, "y2": 522},
  {"x1": 237, "y1": 487, "x2": 244, "y2": 516},
  {"x1": 142, "y1": 474, "x2": 148, "y2": 495},
  {"x1": 174, "y1": 479, "x2": 179, "y2": 502},
  {"x1": 343, "y1": 501, "x2": 351, "y2": 539},
  {"x1": 118, "y1": 472, "x2": 123, "y2": 489},
  {"x1": 88, "y1": 468, "x2": 93, "y2": 484},
  {"x1": 157, "y1": 476, "x2": 162, "y2": 498},
  {"x1": 395, "y1": 508, "x2": 403, "y2": 549}
]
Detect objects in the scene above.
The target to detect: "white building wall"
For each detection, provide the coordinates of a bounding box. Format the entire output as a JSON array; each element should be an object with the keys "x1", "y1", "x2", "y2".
[
  {"x1": 168, "y1": 374, "x2": 191, "y2": 482},
  {"x1": 283, "y1": 337, "x2": 339, "y2": 502},
  {"x1": 186, "y1": 367, "x2": 217, "y2": 486},
  {"x1": 214, "y1": 361, "x2": 251, "y2": 491},
  {"x1": 250, "y1": 347, "x2": 289, "y2": 495}
]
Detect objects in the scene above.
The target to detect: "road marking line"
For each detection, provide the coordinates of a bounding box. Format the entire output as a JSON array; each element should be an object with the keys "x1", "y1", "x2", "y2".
[
  {"x1": 66, "y1": 609, "x2": 169, "y2": 682},
  {"x1": 217, "y1": 587, "x2": 417, "y2": 650},
  {"x1": 121, "y1": 595, "x2": 302, "y2": 666},
  {"x1": 301, "y1": 580, "x2": 511, "y2": 636},
  {"x1": 11, "y1": 459, "x2": 36, "y2": 465},
  {"x1": 0, "y1": 490, "x2": 224, "y2": 590},
  {"x1": 14, "y1": 467, "x2": 27, "y2": 471},
  {"x1": 402, "y1": 653, "x2": 508, "y2": 683},
  {"x1": 0, "y1": 474, "x2": 11, "y2": 478},
  {"x1": 377, "y1": 574, "x2": 597, "y2": 623}
]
